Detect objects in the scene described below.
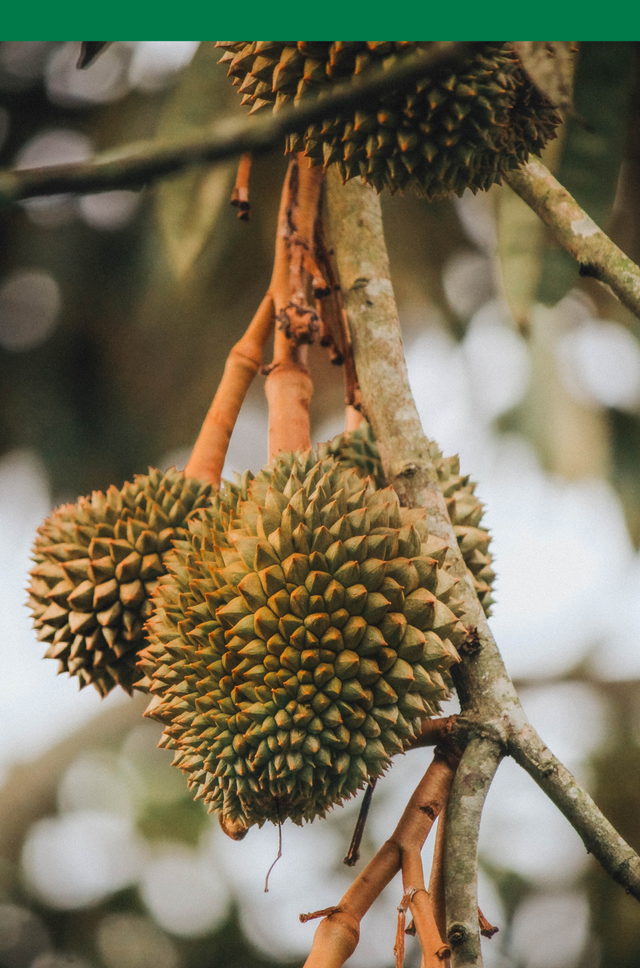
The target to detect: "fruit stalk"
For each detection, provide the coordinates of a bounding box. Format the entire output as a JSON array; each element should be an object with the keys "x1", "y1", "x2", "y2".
[
  {"x1": 301, "y1": 748, "x2": 457, "y2": 968},
  {"x1": 185, "y1": 292, "x2": 275, "y2": 487}
]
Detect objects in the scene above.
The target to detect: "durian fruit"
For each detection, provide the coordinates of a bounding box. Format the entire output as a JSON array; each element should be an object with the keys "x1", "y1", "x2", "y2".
[
  {"x1": 318, "y1": 425, "x2": 496, "y2": 615},
  {"x1": 139, "y1": 451, "x2": 467, "y2": 828},
  {"x1": 216, "y1": 42, "x2": 561, "y2": 197},
  {"x1": 28, "y1": 468, "x2": 212, "y2": 697}
]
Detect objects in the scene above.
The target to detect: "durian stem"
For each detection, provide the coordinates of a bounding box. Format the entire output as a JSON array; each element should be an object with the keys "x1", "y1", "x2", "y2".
[
  {"x1": 401, "y1": 852, "x2": 451, "y2": 967},
  {"x1": 506, "y1": 158, "x2": 640, "y2": 325},
  {"x1": 265, "y1": 155, "x2": 324, "y2": 457},
  {"x1": 324, "y1": 168, "x2": 640, "y2": 963},
  {"x1": 302, "y1": 749, "x2": 457, "y2": 968},
  {"x1": 428, "y1": 811, "x2": 448, "y2": 946},
  {"x1": 230, "y1": 152, "x2": 251, "y2": 220},
  {"x1": 185, "y1": 292, "x2": 275, "y2": 487}
]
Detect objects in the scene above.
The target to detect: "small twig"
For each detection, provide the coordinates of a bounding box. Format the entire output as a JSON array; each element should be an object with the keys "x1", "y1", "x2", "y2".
[
  {"x1": 230, "y1": 152, "x2": 252, "y2": 220},
  {"x1": 264, "y1": 820, "x2": 283, "y2": 893},
  {"x1": 0, "y1": 43, "x2": 478, "y2": 205},
  {"x1": 478, "y1": 910, "x2": 498, "y2": 940},
  {"x1": 344, "y1": 779, "x2": 377, "y2": 867},
  {"x1": 428, "y1": 810, "x2": 448, "y2": 944},
  {"x1": 395, "y1": 887, "x2": 416, "y2": 967},
  {"x1": 300, "y1": 906, "x2": 340, "y2": 924},
  {"x1": 506, "y1": 158, "x2": 640, "y2": 324},
  {"x1": 402, "y1": 852, "x2": 451, "y2": 968}
]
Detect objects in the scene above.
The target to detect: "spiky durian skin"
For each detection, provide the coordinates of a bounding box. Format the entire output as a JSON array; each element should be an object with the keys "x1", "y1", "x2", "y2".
[
  {"x1": 318, "y1": 426, "x2": 496, "y2": 616},
  {"x1": 216, "y1": 41, "x2": 561, "y2": 198},
  {"x1": 139, "y1": 451, "x2": 467, "y2": 828},
  {"x1": 28, "y1": 468, "x2": 213, "y2": 697}
]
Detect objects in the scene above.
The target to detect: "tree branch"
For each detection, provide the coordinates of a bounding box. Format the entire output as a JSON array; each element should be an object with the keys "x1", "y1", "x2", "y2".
[
  {"x1": 323, "y1": 169, "x2": 640, "y2": 960},
  {"x1": 0, "y1": 42, "x2": 477, "y2": 205},
  {"x1": 444, "y1": 737, "x2": 502, "y2": 968},
  {"x1": 508, "y1": 722, "x2": 640, "y2": 896},
  {"x1": 506, "y1": 158, "x2": 640, "y2": 322}
]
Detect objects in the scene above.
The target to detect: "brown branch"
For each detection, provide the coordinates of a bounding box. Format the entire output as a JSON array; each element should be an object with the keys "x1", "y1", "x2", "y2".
[
  {"x1": 506, "y1": 159, "x2": 640, "y2": 324},
  {"x1": 302, "y1": 749, "x2": 457, "y2": 968},
  {"x1": 402, "y1": 852, "x2": 451, "y2": 967},
  {"x1": 185, "y1": 291, "x2": 274, "y2": 486},
  {"x1": 344, "y1": 779, "x2": 377, "y2": 868},
  {"x1": 0, "y1": 43, "x2": 478, "y2": 204},
  {"x1": 264, "y1": 156, "x2": 316, "y2": 458},
  {"x1": 428, "y1": 810, "x2": 448, "y2": 944}
]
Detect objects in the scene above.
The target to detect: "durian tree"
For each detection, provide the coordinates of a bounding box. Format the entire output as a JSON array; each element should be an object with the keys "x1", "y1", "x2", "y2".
[{"x1": 10, "y1": 40, "x2": 640, "y2": 968}]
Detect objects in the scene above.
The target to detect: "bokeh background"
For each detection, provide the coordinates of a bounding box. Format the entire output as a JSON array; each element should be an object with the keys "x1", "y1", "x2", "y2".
[{"x1": 1, "y1": 40, "x2": 640, "y2": 968}]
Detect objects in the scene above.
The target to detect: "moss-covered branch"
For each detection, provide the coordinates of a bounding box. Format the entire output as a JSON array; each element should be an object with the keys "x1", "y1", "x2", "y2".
[
  {"x1": 506, "y1": 158, "x2": 640, "y2": 321},
  {"x1": 324, "y1": 169, "x2": 640, "y2": 967},
  {"x1": 444, "y1": 737, "x2": 502, "y2": 968},
  {"x1": 0, "y1": 43, "x2": 475, "y2": 205}
]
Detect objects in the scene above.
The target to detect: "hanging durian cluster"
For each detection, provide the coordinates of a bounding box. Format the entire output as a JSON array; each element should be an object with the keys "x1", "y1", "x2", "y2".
[
  {"x1": 318, "y1": 425, "x2": 495, "y2": 615},
  {"x1": 28, "y1": 468, "x2": 212, "y2": 696},
  {"x1": 216, "y1": 41, "x2": 561, "y2": 197},
  {"x1": 139, "y1": 451, "x2": 466, "y2": 828}
]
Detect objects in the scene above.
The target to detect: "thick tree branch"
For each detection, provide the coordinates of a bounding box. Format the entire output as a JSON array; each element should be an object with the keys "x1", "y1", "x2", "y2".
[
  {"x1": 443, "y1": 737, "x2": 502, "y2": 968},
  {"x1": 323, "y1": 170, "x2": 640, "y2": 961},
  {"x1": 506, "y1": 158, "x2": 640, "y2": 322},
  {"x1": 0, "y1": 43, "x2": 476, "y2": 205}
]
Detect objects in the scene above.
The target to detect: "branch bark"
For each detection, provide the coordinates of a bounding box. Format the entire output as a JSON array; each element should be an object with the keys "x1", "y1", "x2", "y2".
[
  {"x1": 506, "y1": 158, "x2": 640, "y2": 323},
  {"x1": 323, "y1": 170, "x2": 640, "y2": 967},
  {"x1": 0, "y1": 43, "x2": 477, "y2": 205},
  {"x1": 443, "y1": 737, "x2": 502, "y2": 968}
]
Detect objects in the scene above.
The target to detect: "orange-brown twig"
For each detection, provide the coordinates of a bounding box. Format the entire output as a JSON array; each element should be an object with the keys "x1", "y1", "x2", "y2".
[
  {"x1": 428, "y1": 813, "x2": 449, "y2": 959},
  {"x1": 230, "y1": 152, "x2": 252, "y2": 220},
  {"x1": 402, "y1": 852, "x2": 451, "y2": 967},
  {"x1": 185, "y1": 292, "x2": 275, "y2": 487},
  {"x1": 301, "y1": 747, "x2": 459, "y2": 968}
]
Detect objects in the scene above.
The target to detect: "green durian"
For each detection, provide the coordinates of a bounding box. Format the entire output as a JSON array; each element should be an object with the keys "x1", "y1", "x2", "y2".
[
  {"x1": 139, "y1": 450, "x2": 466, "y2": 829},
  {"x1": 28, "y1": 467, "x2": 213, "y2": 697},
  {"x1": 216, "y1": 41, "x2": 561, "y2": 197},
  {"x1": 318, "y1": 425, "x2": 496, "y2": 615}
]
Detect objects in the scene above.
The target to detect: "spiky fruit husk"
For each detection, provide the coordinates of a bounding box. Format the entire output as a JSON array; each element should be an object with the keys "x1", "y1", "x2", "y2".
[
  {"x1": 318, "y1": 425, "x2": 496, "y2": 615},
  {"x1": 139, "y1": 451, "x2": 467, "y2": 828},
  {"x1": 28, "y1": 468, "x2": 212, "y2": 697},
  {"x1": 216, "y1": 41, "x2": 561, "y2": 198}
]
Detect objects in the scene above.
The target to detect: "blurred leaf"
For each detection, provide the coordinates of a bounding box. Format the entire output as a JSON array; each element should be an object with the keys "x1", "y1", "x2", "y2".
[
  {"x1": 155, "y1": 42, "x2": 239, "y2": 281},
  {"x1": 495, "y1": 133, "x2": 565, "y2": 335},
  {"x1": 512, "y1": 41, "x2": 576, "y2": 112},
  {"x1": 538, "y1": 42, "x2": 634, "y2": 305}
]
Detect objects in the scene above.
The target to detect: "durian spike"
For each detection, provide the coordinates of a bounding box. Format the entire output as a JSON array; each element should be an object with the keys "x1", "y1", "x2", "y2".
[
  {"x1": 230, "y1": 152, "x2": 252, "y2": 220},
  {"x1": 302, "y1": 747, "x2": 458, "y2": 968},
  {"x1": 401, "y1": 850, "x2": 450, "y2": 967},
  {"x1": 185, "y1": 292, "x2": 275, "y2": 488}
]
